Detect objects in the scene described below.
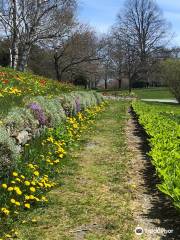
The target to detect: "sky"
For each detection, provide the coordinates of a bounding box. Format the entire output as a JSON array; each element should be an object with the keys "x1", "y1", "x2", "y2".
[{"x1": 78, "y1": 0, "x2": 180, "y2": 46}]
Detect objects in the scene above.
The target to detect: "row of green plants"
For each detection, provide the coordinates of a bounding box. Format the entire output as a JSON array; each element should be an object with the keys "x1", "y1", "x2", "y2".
[
  {"x1": 0, "y1": 100, "x2": 107, "y2": 239},
  {"x1": 132, "y1": 101, "x2": 180, "y2": 209}
]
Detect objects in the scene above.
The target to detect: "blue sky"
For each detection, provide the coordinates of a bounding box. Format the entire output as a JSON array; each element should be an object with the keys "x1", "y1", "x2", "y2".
[{"x1": 78, "y1": 0, "x2": 180, "y2": 46}]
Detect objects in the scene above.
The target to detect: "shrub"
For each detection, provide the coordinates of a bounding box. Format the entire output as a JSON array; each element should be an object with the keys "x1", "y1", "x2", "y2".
[
  {"x1": 28, "y1": 102, "x2": 47, "y2": 126},
  {"x1": 93, "y1": 92, "x2": 104, "y2": 104},
  {"x1": 25, "y1": 96, "x2": 66, "y2": 127},
  {"x1": 4, "y1": 108, "x2": 39, "y2": 135},
  {"x1": 161, "y1": 59, "x2": 180, "y2": 102},
  {"x1": 0, "y1": 126, "x2": 19, "y2": 178},
  {"x1": 59, "y1": 91, "x2": 102, "y2": 116}
]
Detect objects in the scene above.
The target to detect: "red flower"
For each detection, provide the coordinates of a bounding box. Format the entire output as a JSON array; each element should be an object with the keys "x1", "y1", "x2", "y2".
[
  {"x1": 39, "y1": 79, "x2": 46, "y2": 86},
  {"x1": 2, "y1": 79, "x2": 9, "y2": 84}
]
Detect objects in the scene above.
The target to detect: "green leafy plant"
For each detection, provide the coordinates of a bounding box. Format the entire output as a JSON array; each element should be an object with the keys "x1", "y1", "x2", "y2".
[{"x1": 132, "y1": 101, "x2": 180, "y2": 209}]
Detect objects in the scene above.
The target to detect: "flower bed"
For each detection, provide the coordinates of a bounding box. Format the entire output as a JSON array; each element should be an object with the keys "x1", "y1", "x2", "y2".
[
  {"x1": 0, "y1": 101, "x2": 107, "y2": 239},
  {"x1": 0, "y1": 91, "x2": 103, "y2": 178},
  {"x1": 0, "y1": 67, "x2": 78, "y2": 118}
]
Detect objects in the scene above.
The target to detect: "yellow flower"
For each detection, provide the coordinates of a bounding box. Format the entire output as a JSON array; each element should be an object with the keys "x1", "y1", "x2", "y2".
[
  {"x1": 15, "y1": 177, "x2": 21, "y2": 182},
  {"x1": 24, "y1": 203, "x2": 30, "y2": 209},
  {"x1": 30, "y1": 187, "x2": 36, "y2": 192},
  {"x1": 24, "y1": 181, "x2": 30, "y2": 186},
  {"x1": 38, "y1": 182, "x2": 43, "y2": 187},
  {"x1": 20, "y1": 175, "x2": 25, "y2": 179},
  {"x1": 32, "y1": 219, "x2": 37, "y2": 223},
  {"x1": 35, "y1": 197, "x2": 40, "y2": 202},
  {"x1": 29, "y1": 195, "x2": 35, "y2": 200},
  {"x1": 47, "y1": 136, "x2": 54, "y2": 143},
  {"x1": 1, "y1": 207, "x2": 10, "y2": 215},
  {"x1": 16, "y1": 189, "x2": 22, "y2": 195},
  {"x1": 11, "y1": 199, "x2": 16, "y2": 204},
  {"x1": 13, "y1": 172, "x2": 18, "y2": 177},
  {"x1": 33, "y1": 171, "x2": 39, "y2": 176},
  {"x1": 31, "y1": 181, "x2": 36, "y2": 186},
  {"x1": 54, "y1": 160, "x2": 60, "y2": 163},
  {"x1": 15, "y1": 201, "x2": 20, "y2": 206},
  {"x1": 5, "y1": 234, "x2": 12, "y2": 238},
  {"x1": 7, "y1": 187, "x2": 14, "y2": 191},
  {"x1": 25, "y1": 195, "x2": 30, "y2": 200},
  {"x1": 14, "y1": 186, "x2": 22, "y2": 195},
  {"x1": 41, "y1": 196, "x2": 48, "y2": 202},
  {"x1": 13, "y1": 231, "x2": 18, "y2": 236},
  {"x1": 28, "y1": 164, "x2": 35, "y2": 169},
  {"x1": 2, "y1": 183, "x2": 7, "y2": 189}
]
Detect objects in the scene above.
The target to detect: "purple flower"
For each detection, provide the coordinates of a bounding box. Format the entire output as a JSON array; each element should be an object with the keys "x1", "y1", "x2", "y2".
[{"x1": 28, "y1": 102, "x2": 46, "y2": 125}]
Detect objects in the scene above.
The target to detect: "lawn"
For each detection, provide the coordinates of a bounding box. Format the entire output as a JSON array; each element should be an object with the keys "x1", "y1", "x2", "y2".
[
  {"x1": 98, "y1": 87, "x2": 175, "y2": 100},
  {"x1": 133, "y1": 87, "x2": 175, "y2": 99}
]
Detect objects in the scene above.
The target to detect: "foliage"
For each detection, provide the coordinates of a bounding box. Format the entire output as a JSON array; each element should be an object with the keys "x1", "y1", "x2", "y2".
[
  {"x1": 0, "y1": 67, "x2": 78, "y2": 116},
  {"x1": 0, "y1": 126, "x2": 19, "y2": 178},
  {"x1": 0, "y1": 102, "x2": 107, "y2": 239},
  {"x1": 0, "y1": 67, "x2": 103, "y2": 202},
  {"x1": 15, "y1": 101, "x2": 134, "y2": 240},
  {"x1": 132, "y1": 101, "x2": 180, "y2": 209},
  {"x1": 161, "y1": 59, "x2": 180, "y2": 102},
  {"x1": 26, "y1": 96, "x2": 66, "y2": 127},
  {"x1": 4, "y1": 108, "x2": 39, "y2": 135},
  {"x1": 0, "y1": 91, "x2": 103, "y2": 181}
]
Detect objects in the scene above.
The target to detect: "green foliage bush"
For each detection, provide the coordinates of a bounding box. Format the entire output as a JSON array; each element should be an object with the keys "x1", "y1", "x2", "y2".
[
  {"x1": 59, "y1": 91, "x2": 103, "y2": 116},
  {"x1": 4, "y1": 108, "x2": 39, "y2": 135},
  {"x1": 161, "y1": 59, "x2": 180, "y2": 102},
  {"x1": 25, "y1": 96, "x2": 66, "y2": 127},
  {"x1": 0, "y1": 126, "x2": 19, "y2": 177},
  {"x1": 132, "y1": 101, "x2": 180, "y2": 208}
]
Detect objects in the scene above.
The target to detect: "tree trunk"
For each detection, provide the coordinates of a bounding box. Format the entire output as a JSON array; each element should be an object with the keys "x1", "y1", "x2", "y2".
[
  {"x1": 10, "y1": 0, "x2": 19, "y2": 69},
  {"x1": 17, "y1": 45, "x2": 31, "y2": 72},
  {"x1": 128, "y1": 74, "x2": 132, "y2": 93},
  {"x1": 118, "y1": 79, "x2": 121, "y2": 89},
  {"x1": 11, "y1": 43, "x2": 19, "y2": 69},
  {"x1": 105, "y1": 71, "x2": 108, "y2": 90},
  {"x1": 54, "y1": 54, "x2": 61, "y2": 81}
]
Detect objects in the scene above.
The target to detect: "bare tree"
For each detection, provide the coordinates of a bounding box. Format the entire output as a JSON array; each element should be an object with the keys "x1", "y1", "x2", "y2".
[
  {"x1": 50, "y1": 25, "x2": 102, "y2": 81},
  {"x1": 99, "y1": 36, "x2": 115, "y2": 89},
  {"x1": 114, "y1": 0, "x2": 169, "y2": 88},
  {"x1": 0, "y1": 0, "x2": 76, "y2": 71}
]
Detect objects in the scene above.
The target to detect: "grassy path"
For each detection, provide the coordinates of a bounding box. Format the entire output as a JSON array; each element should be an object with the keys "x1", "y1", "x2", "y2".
[{"x1": 17, "y1": 101, "x2": 135, "y2": 240}]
